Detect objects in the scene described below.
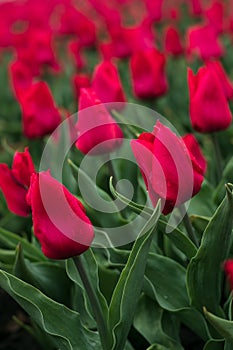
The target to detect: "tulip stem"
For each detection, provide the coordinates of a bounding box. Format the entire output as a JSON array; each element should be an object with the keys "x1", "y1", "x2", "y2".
[
  {"x1": 180, "y1": 205, "x2": 198, "y2": 246},
  {"x1": 106, "y1": 156, "x2": 117, "y2": 185},
  {"x1": 73, "y1": 255, "x2": 109, "y2": 350},
  {"x1": 211, "y1": 133, "x2": 223, "y2": 184}
]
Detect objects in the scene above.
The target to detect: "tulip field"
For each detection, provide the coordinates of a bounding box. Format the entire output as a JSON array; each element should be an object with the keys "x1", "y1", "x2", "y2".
[{"x1": 0, "y1": 0, "x2": 233, "y2": 349}]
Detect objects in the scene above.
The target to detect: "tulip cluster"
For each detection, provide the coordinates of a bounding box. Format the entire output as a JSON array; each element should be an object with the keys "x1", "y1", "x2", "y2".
[{"x1": 0, "y1": 1, "x2": 232, "y2": 350}]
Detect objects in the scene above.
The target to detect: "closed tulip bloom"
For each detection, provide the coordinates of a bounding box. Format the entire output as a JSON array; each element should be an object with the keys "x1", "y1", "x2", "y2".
[
  {"x1": 186, "y1": 24, "x2": 223, "y2": 60},
  {"x1": 75, "y1": 88, "x2": 123, "y2": 155},
  {"x1": 130, "y1": 48, "x2": 168, "y2": 99},
  {"x1": 188, "y1": 66, "x2": 232, "y2": 133},
  {"x1": 164, "y1": 26, "x2": 183, "y2": 56},
  {"x1": 20, "y1": 81, "x2": 61, "y2": 138},
  {"x1": 92, "y1": 61, "x2": 126, "y2": 104},
  {"x1": 131, "y1": 121, "x2": 206, "y2": 214},
  {"x1": 72, "y1": 73, "x2": 91, "y2": 100},
  {"x1": 206, "y1": 60, "x2": 233, "y2": 100},
  {"x1": 27, "y1": 171, "x2": 94, "y2": 260},
  {"x1": 0, "y1": 148, "x2": 35, "y2": 216}
]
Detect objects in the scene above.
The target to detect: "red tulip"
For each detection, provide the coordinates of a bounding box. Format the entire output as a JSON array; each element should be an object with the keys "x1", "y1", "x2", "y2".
[
  {"x1": 188, "y1": 66, "x2": 232, "y2": 133},
  {"x1": 19, "y1": 81, "x2": 61, "y2": 138},
  {"x1": 224, "y1": 260, "x2": 233, "y2": 290},
  {"x1": 130, "y1": 48, "x2": 168, "y2": 99},
  {"x1": 9, "y1": 59, "x2": 33, "y2": 101},
  {"x1": 75, "y1": 88, "x2": 123, "y2": 155},
  {"x1": 206, "y1": 60, "x2": 233, "y2": 100},
  {"x1": 92, "y1": 61, "x2": 126, "y2": 104},
  {"x1": 27, "y1": 171, "x2": 94, "y2": 259},
  {"x1": 72, "y1": 73, "x2": 91, "y2": 100},
  {"x1": 0, "y1": 148, "x2": 35, "y2": 216},
  {"x1": 186, "y1": 24, "x2": 223, "y2": 60},
  {"x1": 205, "y1": 1, "x2": 224, "y2": 34},
  {"x1": 188, "y1": 0, "x2": 203, "y2": 16},
  {"x1": 164, "y1": 25, "x2": 183, "y2": 56},
  {"x1": 131, "y1": 121, "x2": 206, "y2": 214}
]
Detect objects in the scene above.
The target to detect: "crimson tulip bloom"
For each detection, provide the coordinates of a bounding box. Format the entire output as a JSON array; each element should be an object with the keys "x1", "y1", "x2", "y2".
[
  {"x1": 188, "y1": 66, "x2": 232, "y2": 133},
  {"x1": 92, "y1": 61, "x2": 126, "y2": 104},
  {"x1": 130, "y1": 48, "x2": 168, "y2": 99},
  {"x1": 27, "y1": 171, "x2": 94, "y2": 260},
  {"x1": 206, "y1": 61, "x2": 233, "y2": 100},
  {"x1": 186, "y1": 24, "x2": 223, "y2": 60},
  {"x1": 164, "y1": 26, "x2": 183, "y2": 56},
  {"x1": 0, "y1": 148, "x2": 35, "y2": 216},
  {"x1": 131, "y1": 121, "x2": 206, "y2": 214},
  {"x1": 72, "y1": 73, "x2": 91, "y2": 100},
  {"x1": 9, "y1": 59, "x2": 33, "y2": 101},
  {"x1": 19, "y1": 81, "x2": 61, "y2": 138},
  {"x1": 75, "y1": 88, "x2": 123, "y2": 155}
]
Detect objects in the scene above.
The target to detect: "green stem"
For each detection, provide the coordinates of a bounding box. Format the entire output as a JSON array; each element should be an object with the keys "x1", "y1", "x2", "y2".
[
  {"x1": 179, "y1": 205, "x2": 199, "y2": 247},
  {"x1": 211, "y1": 133, "x2": 223, "y2": 184},
  {"x1": 73, "y1": 256, "x2": 109, "y2": 350}
]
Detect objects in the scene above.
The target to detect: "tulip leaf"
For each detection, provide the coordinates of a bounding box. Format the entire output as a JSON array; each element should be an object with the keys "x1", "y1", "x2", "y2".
[
  {"x1": 187, "y1": 184, "x2": 233, "y2": 315},
  {"x1": 108, "y1": 201, "x2": 161, "y2": 350},
  {"x1": 204, "y1": 307, "x2": 233, "y2": 344},
  {"x1": 203, "y1": 339, "x2": 224, "y2": 350},
  {"x1": 143, "y1": 253, "x2": 210, "y2": 341},
  {"x1": 0, "y1": 269, "x2": 101, "y2": 350},
  {"x1": 134, "y1": 294, "x2": 184, "y2": 350},
  {"x1": 0, "y1": 227, "x2": 46, "y2": 262}
]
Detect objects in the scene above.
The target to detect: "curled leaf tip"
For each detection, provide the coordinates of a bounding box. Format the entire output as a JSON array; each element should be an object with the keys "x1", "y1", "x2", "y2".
[{"x1": 225, "y1": 183, "x2": 233, "y2": 201}]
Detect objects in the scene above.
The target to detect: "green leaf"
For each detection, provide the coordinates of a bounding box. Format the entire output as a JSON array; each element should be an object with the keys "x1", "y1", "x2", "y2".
[
  {"x1": 159, "y1": 219, "x2": 197, "y2": 260},
  {"x1": 0, "y1": 269, "x2": 101, "y2": 350},
  {"x1": 204, "y1": 307, "x2": 233, "y2": 344},
  {"x1": 134, "y1": 295, "x2": 184, "y2": 350},
  {"x1": 108, "y1": 201, "x2": 161, "y2": 350},
  {"x1": 0, "y1": 227, "x2": 45, "y2": 262},
  {"x1": 190, "y1": 215, "x2": 210, "y2": 237},
  {"x1": 143, "y1": 253, "x2": 210, "y2": 341},
  {"x1": 204, "y1": 339, "x2": 224, "y2": 350},
  {"x1": 187, "y1": 184, "x2": 233, "y2": 315}
]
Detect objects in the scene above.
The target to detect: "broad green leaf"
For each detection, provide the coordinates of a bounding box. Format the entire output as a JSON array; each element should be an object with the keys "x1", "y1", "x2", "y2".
[
  {"x1": 187, "y1": 184, "x2": 233, "y2": 315},
  {"x1": 204, "y1": 308, "x2": 233, "y2": 344},
  {"x1": 143, "y1": 253, "x2": 210, "y2": 341},
  {"x1": 14, "y1": 245, "x2": 73, "y2": 305},
  {"x1": 190, "y1": 215, "x2": 210, "y2": 236},
  {"x1": 0, "y1": 227, "x2": 45, "y2": 262},
  {"x1": 0, "y1": 269, "x2": 101, "y2": 350},
  {"x1": 134, "y1": 295, "x2": 184, "y2": 350},
  {"x1": 204, "y1": 339, "x2": 224, "y2": 350},
  {"x1": 0, "y1": 248, "x2": 15, "y2": 265},
  {"x1": 108, "y1": 201, "x2": 161, "y2": 350}
]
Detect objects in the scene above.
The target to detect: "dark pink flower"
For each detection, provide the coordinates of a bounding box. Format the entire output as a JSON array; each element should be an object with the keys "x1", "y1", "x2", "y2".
[
  {"x1": 206, "y1": 60, "x2": 233, "y2": 100},
  {"x1": 188, "y1": 66, "x2": 232, "y2": 132},
  {"x1": 75, "y1": 88, "x2": 123, "y2": 155},
  {"x1": 164, "y1": 25, "x2": 183, "y2": 56},
  {"x1": 0, "y1": 148, "x2": 35, "y2": 216},
  {"x1": 224, "y1": 260, "x2": 233, "y2": 290},
  {"x1": 19, "y1": 81, "x2": 61, "y2": 138},
  {"x1": 130, "y1": 48, "x2": 168, "y2": 99},
  {"x1": 27, "y1": 171, "x2": 94, "y2": 259},
  {"x1": 92, "y1": 61, "x2": 126, "y2": 104},
  {"x1": 131, "y1": 121, "x2": 206, "y2": 214}
]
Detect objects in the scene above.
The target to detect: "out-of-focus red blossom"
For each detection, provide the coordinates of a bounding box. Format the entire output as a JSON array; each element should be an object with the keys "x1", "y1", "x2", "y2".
[
  {"x1": 92, "y1": 61, "x2": 126, "y2": 104},
  {"x1": 164, "y1": 25, "x2": 183, "y2": 56},
  {"x1": 204, "y1": 1, "x2": 224, "y2": 34},
  {"x1": 0, "y1": 148, "x2": 35, "y2": 217},
  {"x1": 14, "y1": 28, "x2": 60, "y2": 74},
  {"x1": 144, "y1": 0, "x2": 163, "y2": 22},
  {"x1": 224, "y1": 260, "x2": 233, "y2": 290},
  {"x1": 75, "y1": 88, "x2": 123, "y2": 155},
  {"x1": 206, "y1": 60, "x2": 233, "y2": 100},
  {"x1": 188, "y1": 66, "x2": 232, "y2": 133},
  {"x1": 68, "y1": 40, "x2": 86, "y2": 70},
  {"x1": 130, "y1": 48, "x2": 168, "y2": 99},
  {"x1": 72, "y1": 73, "x2": 91, "y2": 100},
  {"x1": 19, "y1": 81, "x2": 61, "y2": 138},
  {"x1": 188, "y1": 0, "x2": 203, "y2": 16},
  {"x1": 100, "y1": 21, "x2": 154, "y2": 60},
  {"x1": 27, "y1": 171, "x2": 94, "y2": 260},
  {"x1": 87, "y1": 0, "x2": 121, "y2": 29},
  {"x1": 9, "y1": 59, "x2": 33, "y2": 101},
  {"x1": 58, "y1": 5, "x2": 96, "y2": 47},
  {"x1": 186, "y1": 24, "x2": 223, "y2": 60},
  {"x1": 131, "y1": 121, "x2": 206, "y2": 215}
]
